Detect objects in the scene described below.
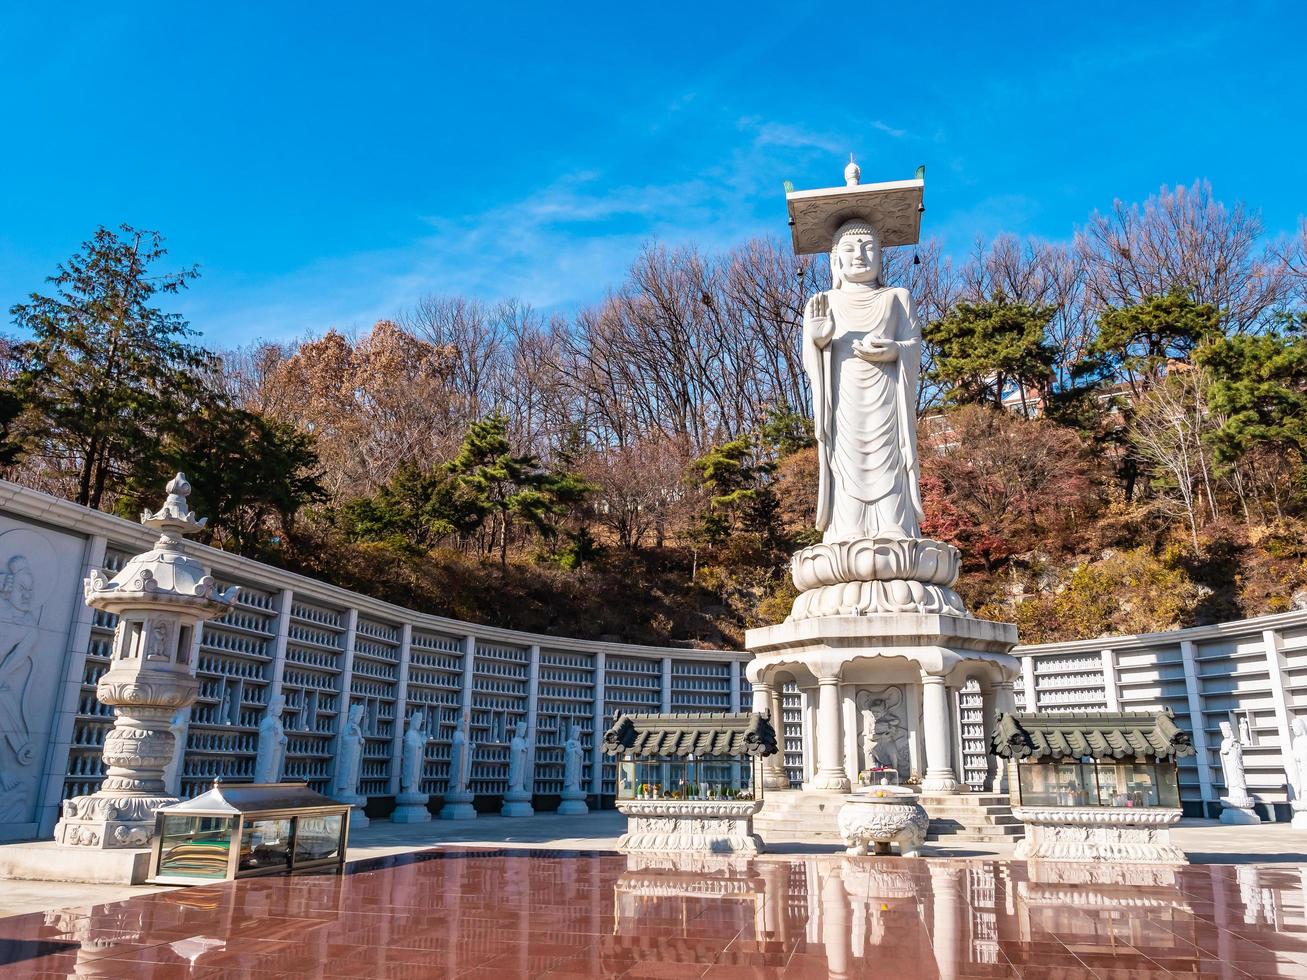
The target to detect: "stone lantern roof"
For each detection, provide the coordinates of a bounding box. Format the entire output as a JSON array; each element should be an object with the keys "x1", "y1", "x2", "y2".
[{"x1": 83, "y1": 472, "x2": 238, "y2": 616}]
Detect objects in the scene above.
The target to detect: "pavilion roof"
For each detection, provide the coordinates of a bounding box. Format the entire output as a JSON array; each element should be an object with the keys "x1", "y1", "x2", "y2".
[
  {"x1": 602, "y1": 711, "x2": 778, "y2": 759},
  {"x1": 990, "y1": 710, "x2": 1195, "y2": 762}
]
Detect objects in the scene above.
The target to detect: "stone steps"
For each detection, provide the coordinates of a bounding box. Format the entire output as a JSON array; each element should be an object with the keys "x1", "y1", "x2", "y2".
[{"x1": 754, "y1": 788, "x2": 1025, "y2": 846}]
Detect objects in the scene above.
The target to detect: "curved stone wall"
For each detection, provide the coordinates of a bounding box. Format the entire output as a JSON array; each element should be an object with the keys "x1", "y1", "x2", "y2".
[{"x1": 0, "y1": 481, "x2": 749, "y2": 840}]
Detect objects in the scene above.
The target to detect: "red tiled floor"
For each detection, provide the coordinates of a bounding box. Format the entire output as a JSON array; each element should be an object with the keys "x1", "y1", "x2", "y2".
[{"x1": 5, "y1": 850, "x2": 1307, "y2": 978}]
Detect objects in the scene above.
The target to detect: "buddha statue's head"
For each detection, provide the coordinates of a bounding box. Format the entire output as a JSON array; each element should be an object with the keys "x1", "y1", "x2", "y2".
[{"x1": 830, "y1": 219, "x2": 882, "y2": 288}]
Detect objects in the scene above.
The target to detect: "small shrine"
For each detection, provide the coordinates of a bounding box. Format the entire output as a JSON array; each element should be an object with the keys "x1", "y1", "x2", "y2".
[
  {"x1": 991, "y1": 710, "x2": 1193, "y2": 863},
  {"x1": 603, "y1": 711, "x2": 778, "y2": 854}
]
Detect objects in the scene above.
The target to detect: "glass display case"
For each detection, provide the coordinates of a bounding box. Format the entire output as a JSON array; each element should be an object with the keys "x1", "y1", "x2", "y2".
[
  {"x1": 1015, "y1": 757, "x2": 1180, "y2": 808},
  {"x1": 149, "y1": 781, "x2": 350, "y2": 885},
  {"x1": 616, "y1": 755, "x2": 760, "y2": 801}
]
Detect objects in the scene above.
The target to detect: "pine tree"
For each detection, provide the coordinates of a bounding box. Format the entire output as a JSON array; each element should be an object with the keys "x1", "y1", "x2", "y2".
[
  {"x1": 10, "y1": 225, "x2": 211, "y2": 508},
  {"x1": 925, "y1": 294, "x2": 1057, "y2": 414}
]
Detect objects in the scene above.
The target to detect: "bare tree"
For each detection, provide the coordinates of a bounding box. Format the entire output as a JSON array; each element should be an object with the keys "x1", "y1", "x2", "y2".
[{"x1": 1077, "y1": 181, "x2": 1292, "y2": 332}]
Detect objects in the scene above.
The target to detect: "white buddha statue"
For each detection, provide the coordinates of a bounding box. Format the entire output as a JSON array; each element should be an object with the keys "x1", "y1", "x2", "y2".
[{"x1": 802, "y1": 219, "x2": 923, "y2": 544}]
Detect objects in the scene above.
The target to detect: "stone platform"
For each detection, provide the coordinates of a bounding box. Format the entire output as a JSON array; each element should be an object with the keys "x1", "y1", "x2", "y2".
[{"x1": 0, "y1": 841, "x2": 153, "y2": 885}]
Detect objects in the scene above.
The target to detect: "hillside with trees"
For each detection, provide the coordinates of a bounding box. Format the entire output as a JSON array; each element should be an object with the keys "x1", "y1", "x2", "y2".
[{"x1": 5, "y1": 182, "x2": 1307, "y2": 648}]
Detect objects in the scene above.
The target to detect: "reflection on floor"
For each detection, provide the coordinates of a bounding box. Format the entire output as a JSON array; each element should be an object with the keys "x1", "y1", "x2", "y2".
[{"x1": 2, "y1": 848, "x2": 1307, "y2": 977}]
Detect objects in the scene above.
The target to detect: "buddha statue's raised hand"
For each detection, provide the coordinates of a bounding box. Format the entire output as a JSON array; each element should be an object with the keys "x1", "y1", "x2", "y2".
[{"x1": 804, "y1": 293, "x2": 834, "y2": 348}]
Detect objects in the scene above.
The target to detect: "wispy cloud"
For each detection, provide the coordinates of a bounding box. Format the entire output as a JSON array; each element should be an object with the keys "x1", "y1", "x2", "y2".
[
  {"x1": 872, "y1": 120, "x2": 908, "y2": 139},
  {"x1": 186, "y1": 167, "x2": 774, "y2": 345}
]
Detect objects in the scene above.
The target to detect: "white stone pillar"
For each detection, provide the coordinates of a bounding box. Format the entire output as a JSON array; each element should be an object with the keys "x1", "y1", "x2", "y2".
[
  {"x1": 1265, "y1": 629, "x2": 1295, "y2": 813},
  {"x1": 801, "y1": 688, "x2": 817, "y2": 786},
  {"x1": 841, "y1": 685, "x2": 859, "y2": 784},
  {"x1": 525, "y1": 645, "x2": 540, "y2": 799},
  {"x1": 921, "y1": 673, "x2": 959, "y2": 793},
  {"x1": 751, "y1": 682, "x2": 769, "y2": 714},
  {"x1": 1101, "y1": 649, "x2": 1120, "y2": 711},
  {"x1": 388, "y1": 624, "x2": 413, "y2": 796},
  {"x1": 591, "y1": 651, "x2": 606, "y2": 797},
  {"x1": 811, "y1": 675, "x2": 850, "y2": 792},
  {"x1": 1020, "y1": 656, "x2": 1036, "y2": 711},
  {"x1": 764, "y1": 682, "x2": 790, "y2": 790},
  {"x1": 1179, "y1": 639, "x2": 1214, "y2": 811},
  {"x1": 991, "y1": 680, "x2": 1016, "y2": 794}
]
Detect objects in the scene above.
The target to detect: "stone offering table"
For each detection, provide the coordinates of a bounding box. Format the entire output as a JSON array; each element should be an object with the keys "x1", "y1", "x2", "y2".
[
  {"x1": 837, "y1": 785, "x2": 929, "y2": 857},
  {"x1": 615, "y1": 799, "x2": 765, "y2": 855}
]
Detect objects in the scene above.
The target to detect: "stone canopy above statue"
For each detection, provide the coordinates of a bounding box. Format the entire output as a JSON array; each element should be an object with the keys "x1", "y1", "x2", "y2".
[{"x1": 786, "y1": 170, "x2": 924, "y2": 254}]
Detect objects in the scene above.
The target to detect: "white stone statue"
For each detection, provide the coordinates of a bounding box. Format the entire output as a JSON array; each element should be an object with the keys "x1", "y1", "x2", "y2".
[
  {"x1": 254, "y1": 695, "x2": 287, "y2": 784},
  {"x1": 501, "y1": 717, "x2": 534, "y2": 817},
  {"x1": 1219, "y1": 720, "x2": 1259, "y2": 824},
  {"x1": 449, "y1": 719, "x2": 476, "y2": 794},
  {"x1": 1291, "y1": 717, "x2": 1307, "y2": 828},
  {"x1": 558, "y1": 720, "x2": 589, "y2": 815},
  {"x1": 563, "y1": 722, "x2": 583, "y2": 792},
  {"x1": 802, "y1": 221, "x2": 923, "y2": 544},
  {"x1": 507, "y1": 719, "x2": 529, "y2": 794},
  {"x1": 400, "y1": 709, "x2": 430, "y2": 794},
  {"x1": 439, "y1": 713, "x2": 477, "y2": 820},
  {"x1": 860, "y1": 708, "x2": 877, "y2": 775},
  {"x1": 336, "y1": 702, "x2": 365, "y2": 797}
]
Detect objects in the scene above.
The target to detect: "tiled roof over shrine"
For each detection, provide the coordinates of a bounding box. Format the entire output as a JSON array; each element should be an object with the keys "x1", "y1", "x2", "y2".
[
  {"x1": 990, "y1": 710, "x2": 1195, "y2": 761},
  {"x1": 602, "y1": 711, "x2": 778, "y2": 758}
]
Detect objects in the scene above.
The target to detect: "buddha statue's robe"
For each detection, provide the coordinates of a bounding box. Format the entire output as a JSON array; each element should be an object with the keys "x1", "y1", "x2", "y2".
[{"x1": 804, "y1": 284, "x2": 925, "y2": 543}]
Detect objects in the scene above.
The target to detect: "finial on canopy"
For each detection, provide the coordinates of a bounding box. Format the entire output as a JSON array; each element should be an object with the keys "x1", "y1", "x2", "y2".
[{"x1": 844, "y1": 154, "x2": 861, "y2": 187}]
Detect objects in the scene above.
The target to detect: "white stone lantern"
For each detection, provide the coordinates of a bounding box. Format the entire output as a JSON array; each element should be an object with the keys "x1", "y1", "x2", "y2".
[{"x1": 55, "y1": 473, "x2": 237, "y2": 848}]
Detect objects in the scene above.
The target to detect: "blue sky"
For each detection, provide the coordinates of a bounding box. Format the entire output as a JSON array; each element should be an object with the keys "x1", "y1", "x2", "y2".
[{"x1": 1, "y1": 1, "x2": 1303, "y2": 346}]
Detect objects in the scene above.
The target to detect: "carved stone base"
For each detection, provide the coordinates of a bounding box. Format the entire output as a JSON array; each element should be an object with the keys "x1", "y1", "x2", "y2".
[
  {"x1": 810, "y1": 770, "x2": 852, "y2": 793},
  {"x1": 1013, "y1": 806, "x2": 1186, "y2": 863},
  {"x1": 557, "y1": 789, "x2": 589, "y2": 816},
  {"x1": 54, "y1": 794, "x2": 178, "y2": 849},
  {"x1": 501, "y1": 789, "x2": 534, "y2": 818},
  {"x1": 391, "y1": 792, "x2": 432, "y2": 823},
  {"x1": 615, "y1": 800, "x2": 764, "y2": 854},
  {"x1": 439, "y1": 790, "x2": 477, "y2": 820},
  {"x1": 837, "y1": 797, "x2": 929, "y2": 857},
  {"x1": 1219, "y1": 803, "x2": 1261, "y2": 825},
  {"x1": 789, "y1": 537, "x2": 967, "y2": 621},
  {"x1": 790, "y1": 580, "x2": 968, "y2": 620},
  {"x1": 921, "y1": 770, "x2": 960, "y2": 794}
]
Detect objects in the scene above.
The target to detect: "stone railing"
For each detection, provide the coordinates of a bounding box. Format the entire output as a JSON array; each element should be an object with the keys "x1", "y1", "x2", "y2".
[{"x1": 0, "y1": 480, "x2": 748, "y2": 840}]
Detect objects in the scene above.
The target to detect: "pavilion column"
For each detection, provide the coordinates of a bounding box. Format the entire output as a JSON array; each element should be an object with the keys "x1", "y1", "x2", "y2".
[
  {"x1": 991, "y1": 679, "x2": 1016, "y2": 793},
  {"x1": 811, "y1": 675, "x2": 850, "y2": 792},
  {"x1": 763, "y1": 681, "x2": 790, "y2": 790},
  {"x1": 921, "y1": 673, "x2": 959, "y2": 794}
]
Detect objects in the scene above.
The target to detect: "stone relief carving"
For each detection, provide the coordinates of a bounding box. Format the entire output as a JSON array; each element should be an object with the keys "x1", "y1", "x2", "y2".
[
  {"x1": 855, "y1": 686, "x2": 908, "y2": 779},
  {"x1": 0, "y1": 525, "x2": 74, "y2": 826}
]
